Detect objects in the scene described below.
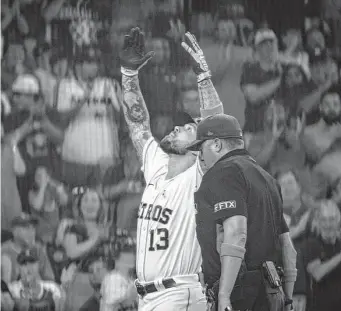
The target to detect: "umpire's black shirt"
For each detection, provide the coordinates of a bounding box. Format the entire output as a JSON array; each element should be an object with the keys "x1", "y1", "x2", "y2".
[{"x1": 194, "y1": 149, "x2": 289, "y2": 287}]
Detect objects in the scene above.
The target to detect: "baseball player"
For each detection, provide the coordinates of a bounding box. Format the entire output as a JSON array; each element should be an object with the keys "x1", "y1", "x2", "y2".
[{"x1": 119, "y1": 27, "x2": 224, "y2": 311}]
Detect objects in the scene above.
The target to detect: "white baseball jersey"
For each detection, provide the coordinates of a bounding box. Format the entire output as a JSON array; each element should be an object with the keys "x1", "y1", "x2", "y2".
[
  {"x1": 136, "y1": 137, "x2": 203, "y2": 282},
  {"x1": 56, "y1": 76, "x2": 121, "y2": 164}
]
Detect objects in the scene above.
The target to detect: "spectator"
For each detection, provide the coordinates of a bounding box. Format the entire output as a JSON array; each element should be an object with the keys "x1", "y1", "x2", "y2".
[
  {"x1": 304, "y1": 200, "x2": 341, "y2": 311},
  {"x1": 277, "y1": 170, "x2": 313, "y2": 240},
  {"x1": 1, "y1": 41, "x2": 26, "y2": 91},
  {"x1": 1, "y1": 0, "x2": 30, "y2": 42},
  {"x1": 276, "y1": 169, "x2": 315, "y2": 311},
  {"x1": 55, "y1": 47, "x2": 122, "y2": 188},
  {"x1": 1, "y1": 279, "x2": 15, "y2": 311},
  {"x1": 50, "y1": 48, "x2": 69, "y2": 80},
  {"x1": 177, "y1": 87, "x2": 201, "y2": 118},
  {"x1": 278, "y1": 63, "x2": 315, "y2": 118},
  {"x1": 330, "y1": 177, "x2": 341, "y2": 207},
  {"x1": 28, "y1": 166, "x2": 69, "y2": 244},
  {"x1": 79, "y1": 258, "x2": 116, "y2": 311},
  {"x1": 47, "y1": 0, "x2": 112, "y2": 60},
  {"x1": 54, "y1": 189, "x2": 115, "y2": 311},
  {"x1": 305, "y1": 27, "x2": 329, "y2": 61},
  {"x1": 1, "y1": 96, "x2": 23, "y2": 230},
  {"x1": 240, "y1": 28, "x2": 282, "y2": 132},
  {"x1": 140, "y1": 36, "x2": 178, "y2": 117},
  {"x1": 305, "y1": 28, "x2": 339, "y2": 117},
  {"x1": 200, "y1": 15, "x2": 252, "y2": 126},
  {"x1": 9, "y1": 248, "x2": 64, "y2": 311},
  {"x1": 33, "y1": 42, "x2": 57, "y2": 107},
  {"x1": 2, "y1": 74, "x2": 63, "y2": 213},
  {"x1": 100, "y1": 269, "x2": 137, "y2": 311},
  {"x1": 115, "y1": 139, "x2": 145, "y2": 234},
  {"x1": 280, "y1": 28, "x2": 310, "y2": 77},
  {"x1": 301, "y1": 85, "x2": 341, "y2": 183},
  {"x1": 150, "y1": 112, "x2": 174, "y2": 141},
  {"x1": 246, "y1": 101, "x2": 306, "y2": 175},
  {"x1": 108, "y1": 19, "x2": 136, "y2": 79},
  {"x1": 146, "y1": 0, "x2": 189, "y2": 71},
  {"x1": 1, "y1": 214, "x2": 55, "y2": 284},
  {"x1": 309, "y1": 49, "x2": 338, "y2": 86},
  {"x1": 295, "y1": 58, "x2": 335, "y2": 125}
]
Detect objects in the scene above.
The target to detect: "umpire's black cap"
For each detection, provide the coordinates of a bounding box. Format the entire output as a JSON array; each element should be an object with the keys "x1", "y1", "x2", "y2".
[{"x1": 186, "y1": 114, "x2": 243, "y2": 151}]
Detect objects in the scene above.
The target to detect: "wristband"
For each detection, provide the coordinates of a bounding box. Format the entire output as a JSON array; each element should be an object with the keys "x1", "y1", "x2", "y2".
[
  {"x1": 197, "y1": 71, "x2": 212, "y2": 83},
  {"x1": 121, "y1": 67, "x2": 138, "y2": 77},
  {"x1": 220, "y1": 243, "x2": 246, "y2": 259},
  {"x1": 283, "y1": 268, "x2": 297, "y2": 282}
]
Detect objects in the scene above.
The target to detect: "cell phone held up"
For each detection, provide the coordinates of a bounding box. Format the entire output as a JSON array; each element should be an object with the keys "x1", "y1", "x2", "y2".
[{"x1": 262, "y1": 261, "x2": 281, "y2": 288}]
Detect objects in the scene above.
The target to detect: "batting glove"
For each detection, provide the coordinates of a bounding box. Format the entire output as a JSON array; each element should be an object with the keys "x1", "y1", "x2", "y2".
[
  {"x1": 120, "y1": 27, "x2": 155, "y2": 76},
  {"x1": 181, "y1": 32, "x2": 211, "y2": 82}
]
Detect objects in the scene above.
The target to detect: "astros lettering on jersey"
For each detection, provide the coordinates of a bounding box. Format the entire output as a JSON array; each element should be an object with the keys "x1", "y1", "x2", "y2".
[{"x1": 136, "y1": 137, "x2": 203, "y2": 282}]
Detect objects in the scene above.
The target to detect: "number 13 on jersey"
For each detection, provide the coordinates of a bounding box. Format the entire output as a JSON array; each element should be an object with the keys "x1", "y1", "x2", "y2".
[{"x1": 148, "y1": 228, "x2": 169, "y2": 251}]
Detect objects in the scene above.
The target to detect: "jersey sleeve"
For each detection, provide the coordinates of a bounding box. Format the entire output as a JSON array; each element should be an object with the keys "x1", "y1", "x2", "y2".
[
  {"x1": 141, "y1": 137, "x2": 169, "y2": 185},
  {"x1": 207, "y1": 165, "x2": 247, "y2": 225}
]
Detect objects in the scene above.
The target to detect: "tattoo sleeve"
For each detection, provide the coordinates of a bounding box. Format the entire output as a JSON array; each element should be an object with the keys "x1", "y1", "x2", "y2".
[
  {"x1": 121, "y1": 74, "x2": 152, "y2": 162},
  {"x1": 198, "y1": 78, "x2": 224, "y2": 118}
]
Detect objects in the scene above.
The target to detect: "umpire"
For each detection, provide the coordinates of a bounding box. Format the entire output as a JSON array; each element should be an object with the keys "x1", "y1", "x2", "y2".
[{"x1": 187, "y1": 114, "x2": 297, "y2": 311}]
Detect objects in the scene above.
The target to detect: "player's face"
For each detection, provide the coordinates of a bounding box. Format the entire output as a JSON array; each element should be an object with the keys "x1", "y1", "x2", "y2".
[
  {"x1": 80, "y1": 190, "x2": 101, "y2": 221},
  {"x1": 160, "y1": 123, "x2": 197, "y2": 155}
]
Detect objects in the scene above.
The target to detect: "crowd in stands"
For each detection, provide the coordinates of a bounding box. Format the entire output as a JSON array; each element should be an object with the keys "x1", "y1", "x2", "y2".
[{"x1": 1, "y1": 1, "x2": 341, "y2": 311}]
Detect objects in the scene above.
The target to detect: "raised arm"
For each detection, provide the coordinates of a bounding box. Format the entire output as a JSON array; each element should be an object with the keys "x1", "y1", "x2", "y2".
[
  {"x1": 119, "y1": 28, "x2": 155, "y2": 162},
  {"x1": 181, "y1": 33, "x2": 224, "y2": 118}
]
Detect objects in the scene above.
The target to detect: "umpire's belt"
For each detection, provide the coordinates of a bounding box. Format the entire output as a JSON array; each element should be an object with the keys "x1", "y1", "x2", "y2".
[{"x1": 135, "y1": 278, "x2": 176, "y2": 297}]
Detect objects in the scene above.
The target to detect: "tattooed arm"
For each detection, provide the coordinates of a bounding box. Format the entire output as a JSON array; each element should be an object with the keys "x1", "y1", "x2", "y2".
[
  {"x1": 182, "y1": 32, "x2": 224, "y2": 118},
  {"x1": 198, "y1": 78, "x2": 224, "y2": 118},
  {"x1": 121, "y1": 74, "x2": 152, "y2": 163},
  {"x1": 119, "y1": 27, "x2": 155, "y2": 163}
]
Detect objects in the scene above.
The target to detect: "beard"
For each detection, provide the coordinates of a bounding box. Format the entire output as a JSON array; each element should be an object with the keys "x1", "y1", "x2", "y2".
[
  {"x1": 159, "y1": 136, "x2": 188, "y2": 155},
  {"x1": 321, "y1": 112, "x2": 341, "y2": 125}
]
